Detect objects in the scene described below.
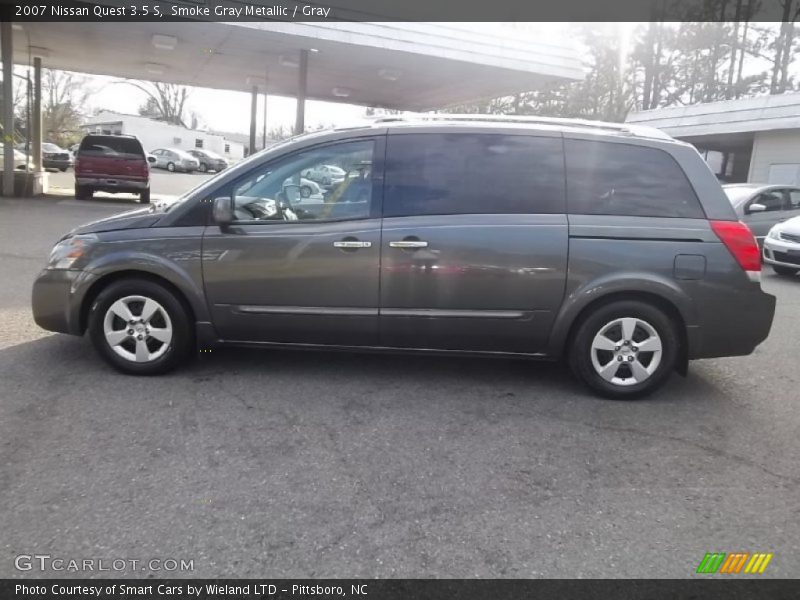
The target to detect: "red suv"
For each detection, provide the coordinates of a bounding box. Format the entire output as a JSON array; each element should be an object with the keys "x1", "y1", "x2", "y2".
[{"x1": 74, "y1": 134, "x2": 150, "y2": 203}]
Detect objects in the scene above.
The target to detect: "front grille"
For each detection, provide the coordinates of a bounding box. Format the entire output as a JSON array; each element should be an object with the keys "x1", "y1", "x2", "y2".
[
  {"x1": 772, "y1": 251, "x2": 800, "y2": 266},
  {"x1": 780, "y1": 231, "x2": 800, "y2": 244}
]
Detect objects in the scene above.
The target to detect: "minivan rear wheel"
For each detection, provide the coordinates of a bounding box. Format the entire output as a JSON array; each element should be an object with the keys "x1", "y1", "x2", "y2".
[
  {"x1": 569, "y1": 300, "x2": 679, "y2": 399},
  {"x1": 88, "y1": 279, "x2": 193, "y2": 375}
]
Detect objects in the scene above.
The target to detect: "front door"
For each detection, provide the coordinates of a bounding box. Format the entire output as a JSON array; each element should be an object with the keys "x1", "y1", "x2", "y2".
[
  {"x1": 202, "y1": 137, "x2": 383, "y2": 346},
  {"x1": 378, "y1": 132, "x2": 568, "y2": 353}
]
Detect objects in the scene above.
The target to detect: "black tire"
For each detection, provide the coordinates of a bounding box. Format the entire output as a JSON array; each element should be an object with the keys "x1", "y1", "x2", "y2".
[
  {"x1": 772, "y1": 265, "x2": 798, "y2": 277},
  {"x1": 59, "y1": 167, "x2": 68, "y2": 172},
  {"x1": 140, "y1": 188, "x2": 151, "y2": 204},
  {"x1": 167, "y1": 162, "x2": 176, "y2": 172},
  {"x1": 199, "y1": 163, "x2": 208, "y2": 173},
  {"x1": 87, "y1": 278, "x2": 193, "y2": 375},
  {"x1": 300, "y1": 185, "x2": 312, "y2": 198},
  {"x1": 569, "y1": 300, "x2": 680, "y2": 400},
  {"x1": 75, "y1": 184, "x2": 92, "y2": 200}
]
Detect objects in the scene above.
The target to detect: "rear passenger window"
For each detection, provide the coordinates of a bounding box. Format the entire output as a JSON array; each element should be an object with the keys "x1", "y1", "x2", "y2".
[
  {"x1": 565, "y1": 139, "x2": 704, "y2": 218},
  {"x1": 78, "y1": 136, "x2": 144, "y2": 158},
  {"x1": 383, "y1": 133, "x2": 564, "y2": 217}
]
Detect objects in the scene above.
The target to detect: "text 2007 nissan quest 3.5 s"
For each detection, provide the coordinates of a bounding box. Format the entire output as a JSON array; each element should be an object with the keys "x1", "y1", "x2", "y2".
[{"x1": 32, "y1": 116, "x2": 776, "y2": 399}]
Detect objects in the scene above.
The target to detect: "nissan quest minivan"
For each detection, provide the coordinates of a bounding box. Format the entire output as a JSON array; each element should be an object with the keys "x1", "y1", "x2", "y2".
[{"x1": 32, "y1": 116, "x2": 776, "y2": 399}]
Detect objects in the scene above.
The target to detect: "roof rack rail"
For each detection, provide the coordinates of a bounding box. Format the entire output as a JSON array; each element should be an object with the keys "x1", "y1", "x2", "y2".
[{"x1": 369, "y1": 113, "x2": 673, "y2": 140}]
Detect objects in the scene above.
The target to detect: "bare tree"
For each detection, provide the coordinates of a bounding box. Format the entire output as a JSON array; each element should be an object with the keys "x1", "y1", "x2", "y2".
[
  {"x1": 769, "y1": 0, "x2": 800, "y2": 93},
  {"x1": 123, "y1": 81, "x2": 191, "y2": 127},
  {"x1": 41, "y1": 69, "x2": 93, "y2": 147}
]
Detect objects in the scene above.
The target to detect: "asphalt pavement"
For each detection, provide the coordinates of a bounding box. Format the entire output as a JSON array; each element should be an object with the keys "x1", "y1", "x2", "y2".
[{"x1": 1, "y1": 192, "x2": 799, "y2": 578}]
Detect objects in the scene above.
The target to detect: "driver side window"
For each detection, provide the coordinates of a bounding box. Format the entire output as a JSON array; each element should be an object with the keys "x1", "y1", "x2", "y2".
[
  {"x1": 749, "y1": 191, "x2": 785, "y2": 213},
  {"x1": 232, "y1": 140, "x2": 375, "y2": 223}
]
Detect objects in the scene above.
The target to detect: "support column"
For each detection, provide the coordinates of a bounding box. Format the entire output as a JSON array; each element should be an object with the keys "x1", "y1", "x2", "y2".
[
  {"x1": 262, "y1": 89, "x2": 268, "y2": 150},
  {"x1": 32, "y1": 57, "x2": 42, "y2": 173},
  {"x1": 1, "y1": 21, "x2": 14, "y2": 196},
  {"x1": 295, "y1": 49, "x2": 308, "y2": 135},
  {"x1": 248, "y1": 85, "x2": 257, "y2": 156}
]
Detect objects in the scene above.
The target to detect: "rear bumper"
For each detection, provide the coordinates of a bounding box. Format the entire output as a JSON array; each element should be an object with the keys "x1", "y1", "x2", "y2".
[
  {"x1": 31, "y1": 268, "x2": 97, "y2": 336},
  {"x1": 44, "y1": 158, "x2": 72, "y2": 169},
  {"x1": 689, "y1": 284, "x2": 776, "y2": 359},
  {"x1": 76, "y1": 176, "x2": 148, "y2": 193}
]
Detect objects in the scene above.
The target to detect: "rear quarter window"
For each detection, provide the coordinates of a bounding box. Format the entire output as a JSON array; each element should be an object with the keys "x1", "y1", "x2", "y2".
[
  {"x1": 565, "y1": 139, "x2": 704, "y2": 219},
  {"x1": 383, "y1": 133, "x2": 565, "y2": 217}
]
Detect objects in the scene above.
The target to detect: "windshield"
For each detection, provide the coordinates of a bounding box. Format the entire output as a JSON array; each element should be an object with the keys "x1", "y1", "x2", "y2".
[
  {"x1": 723, "y1": 186, "x2": 757, "y2": 205},
  {"x1": 164, "y1": 133, "x2": 314, "y2": 211},
  {"x1": 79, "y1": 136, "x2": 144, "y2": 158}
]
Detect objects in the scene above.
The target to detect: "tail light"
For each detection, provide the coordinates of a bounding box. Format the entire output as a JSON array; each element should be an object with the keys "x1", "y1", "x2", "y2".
[{"x1": 710, "y1": 220, "x2": 761, "y2": 280}]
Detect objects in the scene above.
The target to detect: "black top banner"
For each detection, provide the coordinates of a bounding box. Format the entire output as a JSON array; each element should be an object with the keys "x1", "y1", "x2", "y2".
[
  {"x1": 2, "y1": 579, "x2": 800, "y2": 600},
  {"x1": 1, "y1": 0, "x2": 798, "y2": 22}
]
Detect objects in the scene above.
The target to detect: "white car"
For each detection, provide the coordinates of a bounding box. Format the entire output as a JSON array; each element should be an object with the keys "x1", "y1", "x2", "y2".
[
  {"x1": 0, "y1": 146, "x2": 33, "y2": 171},
  {"x1": 282, "y1": 176, "x2": 322, "y2": 199},
  {"x1": 763, "y1": 215, "x2": 800, "y2": 277},
  {"x1": 302, "y1": 164, "x2": 345, "y2": 186}
]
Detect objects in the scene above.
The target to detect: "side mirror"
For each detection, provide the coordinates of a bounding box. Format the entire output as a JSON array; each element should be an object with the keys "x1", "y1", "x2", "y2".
[
  {"x1": 147, "y1": 156, "x2": 156, "y2": 164},
  {"x1": 213, "y1": 196, "x2": 234, "y2": 225},
  {"x1": 748, "y1": 203, "x2": 767, "y2": 214}
]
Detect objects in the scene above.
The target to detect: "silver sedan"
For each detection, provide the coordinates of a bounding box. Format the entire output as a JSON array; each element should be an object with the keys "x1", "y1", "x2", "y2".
[
  {"x1": 723, "y1": 183, "x2": 800, "y2": 246},
  {"x1": 150, "y1": 148, "x2": 200, "y2": 173}
]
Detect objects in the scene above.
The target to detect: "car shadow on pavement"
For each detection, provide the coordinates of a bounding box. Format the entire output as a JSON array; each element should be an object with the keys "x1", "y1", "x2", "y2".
[{"x1": 0, "y1": 333, "x2": 719, "y2": 412}]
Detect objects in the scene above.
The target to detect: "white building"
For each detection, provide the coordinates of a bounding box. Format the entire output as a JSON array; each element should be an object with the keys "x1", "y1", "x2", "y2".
[
  {"x1": 82, "y1": 111, "x2": 246, "y2": 161},
  {"x1": 626, "y1": 94, "x2": 800, "y2": 185}
]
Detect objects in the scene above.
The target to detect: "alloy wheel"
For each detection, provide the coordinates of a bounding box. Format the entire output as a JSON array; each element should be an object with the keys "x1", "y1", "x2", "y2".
[
  {"x1": 103, "y1": 295, "x2": 173, "y2": 363},
  {"x1": 589, "y1": 317, "x2": 663, "y2": 387}
]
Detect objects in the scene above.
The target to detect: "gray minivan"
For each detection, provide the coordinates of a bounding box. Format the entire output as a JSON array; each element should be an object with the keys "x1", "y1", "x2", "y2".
[{"x1": 32, "y1": 116, "x2": 776, "y2": 399}]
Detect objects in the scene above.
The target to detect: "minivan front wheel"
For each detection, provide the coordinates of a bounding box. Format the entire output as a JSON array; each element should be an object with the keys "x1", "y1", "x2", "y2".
[
  {"x1": 88, "y1": 279, "x2": 192, "y2": 375},
  {"x1": 569, "y1": 300, "x2": 679, "y2": 399}
]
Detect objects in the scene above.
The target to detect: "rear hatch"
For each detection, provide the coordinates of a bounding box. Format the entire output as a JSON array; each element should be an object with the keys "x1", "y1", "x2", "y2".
[{"x1": 75, "y1": 136, "x2": 148, "y2": 181}]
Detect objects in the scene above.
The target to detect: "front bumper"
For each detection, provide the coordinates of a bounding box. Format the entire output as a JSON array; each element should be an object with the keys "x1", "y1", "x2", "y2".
[
  {"x1": 763, "y1": 236, "x2": 800, "y2": 269},
  {"x1": 43, "y1": 158, "x2": 72, "y2": 170},
  {"x1": 31, "y1": 268, "x2": 98, "y2": 336}
]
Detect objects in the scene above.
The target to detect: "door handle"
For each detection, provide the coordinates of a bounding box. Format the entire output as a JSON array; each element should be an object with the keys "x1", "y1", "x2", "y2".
[
  {"x1": 389, "y1": 240, "x2": 428, "y2": 248},
  {"x1": 333, "y1": 240, "x2": 371, "y2": 248}
]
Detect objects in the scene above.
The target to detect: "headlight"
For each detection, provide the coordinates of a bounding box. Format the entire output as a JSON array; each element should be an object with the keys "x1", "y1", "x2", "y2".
[
  {"x1": 768, "y1": 228, "x2": 781, "y2": 240},
  {"x1": 46, "y1": 234, "x2": 98, "y2": 269}
]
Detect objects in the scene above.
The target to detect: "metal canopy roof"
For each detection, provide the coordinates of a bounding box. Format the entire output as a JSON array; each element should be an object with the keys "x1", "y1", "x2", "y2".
[
  {"x1": 11, "y1": 21, "x2": 584, "y2": 110},
  {"x1": 625, "y1": 93, "x2": 800, "y2": 138}
]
